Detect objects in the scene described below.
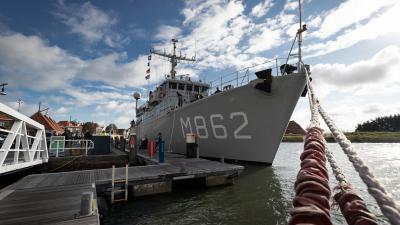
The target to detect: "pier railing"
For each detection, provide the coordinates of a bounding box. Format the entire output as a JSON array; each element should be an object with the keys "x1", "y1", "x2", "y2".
[
  {"x1": 49, "y1": 139, "x2": 94, "y2": 157},
  {"x1": 208, "y1": 58, "x2": 287, "y2": 93},
  {"x1": 0, "y1": 102, "x2": 48, "y2": 174}
]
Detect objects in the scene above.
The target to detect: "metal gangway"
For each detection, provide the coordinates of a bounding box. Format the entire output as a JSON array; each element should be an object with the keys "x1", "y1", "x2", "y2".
[{"x1": 0, "y1": 102, "x2": 48, "y2": 175}]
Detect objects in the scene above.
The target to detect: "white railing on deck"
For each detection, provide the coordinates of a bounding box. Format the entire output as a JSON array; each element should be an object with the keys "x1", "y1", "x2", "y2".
[
  {"x1": 0, "y1": 102, "x2": 48, "y2": 174},
  {"x1": 208, "y1": 58, "x2": 288, "y2": 94},
  {"x1": 49, "y1": 139, "x2": 94, "y2": 157}
]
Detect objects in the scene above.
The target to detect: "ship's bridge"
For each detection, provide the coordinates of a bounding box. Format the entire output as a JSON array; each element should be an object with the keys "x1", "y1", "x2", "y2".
[{"x1": 136, "y1": 76, "x2": 210, "y2": 121}]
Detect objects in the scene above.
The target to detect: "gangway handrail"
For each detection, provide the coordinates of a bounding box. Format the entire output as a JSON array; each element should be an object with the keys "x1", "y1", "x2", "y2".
[
  {"x1": 0, "y1": 102, "x2": 48, "y2": 175},
  {"x1": 49, "y1": 139, "x2": 94, "y2": 157}
]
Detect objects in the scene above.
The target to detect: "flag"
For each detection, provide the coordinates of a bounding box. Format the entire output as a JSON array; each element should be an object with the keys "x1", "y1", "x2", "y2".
[
  {"x1": 145, "y1": 74, "x2": 150, "y2": 80},
  {"x1": 148, "y1": 55, "x2": 151, "y2": 60},
  {"x1": 146, "y1": 68, "x2": 150, "y2": 73}
]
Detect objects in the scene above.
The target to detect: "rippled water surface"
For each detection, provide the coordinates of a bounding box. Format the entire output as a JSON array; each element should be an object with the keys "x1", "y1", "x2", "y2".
[{"x1": 103, "y1": 143, "x2": 400, "y2": 225}]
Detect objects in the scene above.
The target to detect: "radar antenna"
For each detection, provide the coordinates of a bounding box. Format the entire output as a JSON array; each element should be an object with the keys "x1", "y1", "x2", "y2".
[{"x1": 150, "y1": 39, "x2": 195, "y2": 79}]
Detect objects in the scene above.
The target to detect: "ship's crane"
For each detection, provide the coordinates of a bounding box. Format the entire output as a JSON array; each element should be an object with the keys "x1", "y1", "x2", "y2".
[{"x1": 150, "y1": 39, "x2": 195, "y2": 79}]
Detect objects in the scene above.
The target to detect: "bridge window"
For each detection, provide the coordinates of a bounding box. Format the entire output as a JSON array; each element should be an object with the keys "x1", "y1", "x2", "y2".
[
  {"x1": 194, "y1": 85, "x2": 199, "y2": 92},
  {"x1": 178, "y1": 83, "x2": 185, "y2": 90},
  {"x1": 187, "y1": 85, "x2": 192, "y2": 91},
  {"x1": 169, "y1": 82, "x2": 177, "y2": 89}
]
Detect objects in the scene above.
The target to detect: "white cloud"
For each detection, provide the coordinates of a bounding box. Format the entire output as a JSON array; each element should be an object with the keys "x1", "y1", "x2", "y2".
[
  {"x1": 312, "y1": 0, "x2": 396, "y2": 39},
  {"x1": 246, "y1": 27, "x2": 282, "y2": 54},
  {"x1": 176, "y1": 0, "x2": 278, "y2": 70},
  {"x1": 0, "y1": 31, "x2": 170, "y2": 92},
  {"x1": 54, "y1": 106, "x2": 68, "y2": 115},
  {"x1": 251, "y1": 0, "x2": 274, "y2": 18},
  {"x1": 246, "y1": 12, "x2": 296, "y2": 54},
  {"x1": 312, "y1": 45, "x2": 400, "y2": 90},
  {"x1": 154, "y1": 25, "x2": 181, "y2": 41},
  {"x1": 284, "y1": 0, "x2": 298, "y2": 11},
  {"x1": 61, "y1": 87, "x2": 132, "y2": 106},
  {"x1": 94, "y1": 101, "x2": 135, "y2": 128},
  {"x1": 294, "y1": 45, "x2": 400, "y2": 131},
  {"x1": 304, "y1": 1, "x2": 400, "y2": 58},
  {"x1": 5, "y1": 101, "x2": 37, "y2": 117},
  {"x1": 54, "y1": 0, "x2": 122, "y2": 47},
  {"x1": 0, "y1": 33, "x2": 83, "y2": 91}
]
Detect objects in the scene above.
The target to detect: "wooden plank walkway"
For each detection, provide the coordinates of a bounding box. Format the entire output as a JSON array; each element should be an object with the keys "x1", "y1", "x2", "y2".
[
  {"x1": 0, "y1": 150, "x2": 243, "y2": 225},
  {"x1": 137, "y1": 149, "x2": 244, "y2": 179}
]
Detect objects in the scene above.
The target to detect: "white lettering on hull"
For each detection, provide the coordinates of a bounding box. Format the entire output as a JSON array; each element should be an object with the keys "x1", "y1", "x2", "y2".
[
  {"x1": 180, "y1": 117, "x2": 192, "y2": 138},
  {"x1": 180, "y1": 112, "x2": 252, "y2": 140}
]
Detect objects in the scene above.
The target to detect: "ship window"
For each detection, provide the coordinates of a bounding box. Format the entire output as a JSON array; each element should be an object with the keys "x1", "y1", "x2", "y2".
[
  {"x1": 178, "y1": 83, "x2": 185, "y2": 90},
  {"x1": 186, "y1": 85, "x2": 192, "y2": 91},
  {"x1": 194, "y1": 85, "x2": 199, "y2": 92},
  {"x1": 169, "y1": 82, "x2": 177, "y2": 89},
  {"x1": 202, "y1": 86, "x2": 209, "y2": 92}
]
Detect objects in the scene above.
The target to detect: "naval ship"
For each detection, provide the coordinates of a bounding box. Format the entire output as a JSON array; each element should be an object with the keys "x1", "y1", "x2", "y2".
[{"x1": 135, "y1": 33, "x2": 308, "y2": 164}]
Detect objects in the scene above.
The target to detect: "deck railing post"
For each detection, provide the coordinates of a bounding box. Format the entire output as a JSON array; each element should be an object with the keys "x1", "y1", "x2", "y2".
[
  {"x1": 56, "y1": 140, "x2": 59, "y2": 158},
  {"x1": 111, "y1": 165, "x2": 115, "y2": 203},
  {"x1": 125, "y1": 164, "x2": 128, "y2": 201},
  {"x1": 85, "y1": 141, "x2": 88, "y2": 156}
]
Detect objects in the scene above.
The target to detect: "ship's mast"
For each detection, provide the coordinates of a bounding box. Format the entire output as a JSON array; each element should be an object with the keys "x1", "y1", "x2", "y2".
[
  {"x1": 150, "y1": 39, "x2": 195, "y2": 79},
  {"x1": 297, "y1": 0, "x2": 307, "y2": 71}
]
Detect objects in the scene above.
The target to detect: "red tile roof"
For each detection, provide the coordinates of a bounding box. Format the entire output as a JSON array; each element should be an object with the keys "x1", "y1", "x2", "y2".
[
  {"x1": 31, "y1": 112, "x2": 64, "y2": 134},
  {"x1": 58, "y1": 120, "x2": 80, "y2": 128},
  {"x1": 0, "y1": 113, "x2": 13, "y2": 121},
  {"x1": 285, "y1": 120, "x2": 306, "y2": 135}
]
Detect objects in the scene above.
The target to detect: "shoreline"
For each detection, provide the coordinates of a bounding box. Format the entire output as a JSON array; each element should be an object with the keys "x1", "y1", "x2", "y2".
[{"x1": 283, "y1": 132, "x2": 400, "y2": 143}]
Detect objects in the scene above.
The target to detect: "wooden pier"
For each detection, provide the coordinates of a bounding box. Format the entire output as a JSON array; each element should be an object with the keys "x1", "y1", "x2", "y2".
[{"x1": 0, "y1": 150, "x2": 243, "y2": 225}]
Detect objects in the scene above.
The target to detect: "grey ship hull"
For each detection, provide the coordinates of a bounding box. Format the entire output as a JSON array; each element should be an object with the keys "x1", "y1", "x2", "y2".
[{"x1": 136, "y1": 73, "x2": 306, "y2": 164}]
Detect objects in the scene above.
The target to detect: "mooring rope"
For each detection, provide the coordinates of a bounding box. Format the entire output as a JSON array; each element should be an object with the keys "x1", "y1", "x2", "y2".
[
  {"x1": 324, "y1": 138, "x2": 378, "y2": 224},
  {"x1": 289, "y1": 80, "x2": 333, "y2": 224},
  {"x1": 318, "y1": 105, "x2": 400, "y2": 225},
  {"x1": 300, "y1": 63, "x2": 400, "y2": 224},
  {"x1": 290, "y1": 66, "x2": 379, "y2": 225},
  {"x1": 289, "y1": 126, "x2": 333, "y2": 225}
]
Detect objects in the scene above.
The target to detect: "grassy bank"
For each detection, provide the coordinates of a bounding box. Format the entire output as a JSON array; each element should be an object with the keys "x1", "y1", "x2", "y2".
[{"x1": 283, "y1": 132, "x2": 400, "y2": 143}]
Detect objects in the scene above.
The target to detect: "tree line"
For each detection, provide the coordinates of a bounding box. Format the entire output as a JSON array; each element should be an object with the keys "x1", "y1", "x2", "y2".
[{"x1": 356, "y1": 114, "x2": 400, "y2": 132}]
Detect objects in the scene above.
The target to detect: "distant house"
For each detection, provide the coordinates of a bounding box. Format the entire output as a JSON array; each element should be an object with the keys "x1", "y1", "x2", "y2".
[
  {"x1": 0, "y1": 113, "x2": 14, "y2": 129},
  {"x1": 95, "y1": 126, "x2": 104, "y2": 135},
  {"x1": 30, "y1": 112, "x2": 64, "y2": 135},
  {"x1": 115, "y1": 129, "x2": 125, "y2": 135},
  {"x1": 285, "y1": 121, "x2": 306, "y2": 135},
  {"x1": 58, "y1": 120, "x2": 82, "y2": 137}
]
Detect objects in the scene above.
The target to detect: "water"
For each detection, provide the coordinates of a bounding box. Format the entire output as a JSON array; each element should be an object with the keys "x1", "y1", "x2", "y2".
[{"x1": 103, "y1": 143, "x2": 400, "y2": 225}]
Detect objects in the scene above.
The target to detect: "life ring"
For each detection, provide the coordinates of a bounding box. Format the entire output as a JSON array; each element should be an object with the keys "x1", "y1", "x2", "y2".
[{"x1": 158, "y1": 92, "x2": 165, "y2": 98}]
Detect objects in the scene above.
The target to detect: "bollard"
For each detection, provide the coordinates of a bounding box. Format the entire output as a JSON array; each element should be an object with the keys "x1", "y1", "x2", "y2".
[
  {"x1": 158, "y1": 140, "x2": 165, "y2": 163},
  {"x1": 80, "y1": 192, "x2": 93, "y2": 216},
  {"x1": 128, "y1": 135, "x2": 137, "y2": 164},
  {"x1": 186, "y1": 133, "x2": 198, "y2": 158},
  {"x1": 148, "y1": 140, "x2": 156, "y2": 157}
]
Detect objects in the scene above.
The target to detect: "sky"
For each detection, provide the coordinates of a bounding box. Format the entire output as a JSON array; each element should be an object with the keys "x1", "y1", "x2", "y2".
[{"x1": 0, "y1": 0, "x2": 399, "y2": 131}]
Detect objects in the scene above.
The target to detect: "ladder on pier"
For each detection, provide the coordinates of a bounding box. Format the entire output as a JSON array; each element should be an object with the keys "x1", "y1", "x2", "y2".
[{"x1": 111, "y1": 164, "x2": 128, "y2": 204}]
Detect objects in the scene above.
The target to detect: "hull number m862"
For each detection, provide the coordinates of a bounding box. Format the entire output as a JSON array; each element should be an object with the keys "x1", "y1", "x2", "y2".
[{"x1": 180, "y1": 112, "x2": 251, "y2": 140}]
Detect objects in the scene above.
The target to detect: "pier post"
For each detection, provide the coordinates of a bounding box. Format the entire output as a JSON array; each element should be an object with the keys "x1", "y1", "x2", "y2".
[
  {"x1": 128, "y1": 135, "x2": 137, "y2": 165},
  {"x1": 158, "y1": 141, "x2": 164, "y2": 163},
  {"x1": 79, "y1": 192, "x2": 93, "y2": 216}
]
